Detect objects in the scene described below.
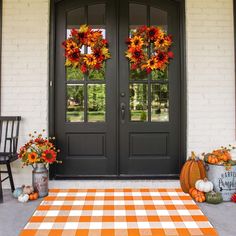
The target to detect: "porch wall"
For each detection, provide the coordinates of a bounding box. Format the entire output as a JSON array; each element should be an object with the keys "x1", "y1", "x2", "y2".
[
  {"x1": 1, "y1": 0, "x2": 235, "y2": 188},
  {"x1": 1, "y1": 0, "x2": 49, "y2": 187}
]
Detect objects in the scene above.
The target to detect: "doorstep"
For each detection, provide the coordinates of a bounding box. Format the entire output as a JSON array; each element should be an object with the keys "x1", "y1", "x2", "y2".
[{"x1": 49, "y1": 180, "x2": 180, "y2": 189}]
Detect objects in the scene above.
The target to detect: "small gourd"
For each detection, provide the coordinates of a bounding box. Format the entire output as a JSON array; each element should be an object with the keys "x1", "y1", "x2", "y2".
[
  {"x1": 29, "y1": 192, "x2": 39, "y2": 201},
  {"x1": 23, "y1": 185, "x2": 34, "y2": 195},
  {"x1": 195, "y1": 178, "x2": 213, "y2": 193},
  {"x1": 18, "y1": 193, "x2": 29, "y2": 203},
  {"x1": 189, "y1": 187, "x2": 206, "y2": 203},
  {"x1": 206, "y1": 191, "x2": 223, "y2": 204},
  {"x1": 13, "y1": 187, "x2": 23, "y2": 198}
]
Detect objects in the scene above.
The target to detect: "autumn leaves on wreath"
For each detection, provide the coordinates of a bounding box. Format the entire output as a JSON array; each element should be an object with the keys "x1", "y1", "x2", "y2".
[{"x1": 180, "y1": 147, "x2": 236, "y2": 204}]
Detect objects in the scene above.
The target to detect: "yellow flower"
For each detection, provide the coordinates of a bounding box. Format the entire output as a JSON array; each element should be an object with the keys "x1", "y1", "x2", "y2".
[
  {"x1": 130, "y1": 36, "x2": 144, "y2": 48},
  {"x1": 142, "y1": 57, "x2": 158, "y2": 70},
  {"x1": 83, "y1": 54, "x2": 97, "y2": 67},
  {"x1": 28, "y1": 152, "x2": 38, "y2": 163},
  {"x1": 101, "y1": 47, "x2": 110, "y2": 59},
  {"x1": 65, "y1": 40, "x2": 78, "y2": 54},
  {"x1": 154, "y1": 35, "x2": 172, "y2": 50}
]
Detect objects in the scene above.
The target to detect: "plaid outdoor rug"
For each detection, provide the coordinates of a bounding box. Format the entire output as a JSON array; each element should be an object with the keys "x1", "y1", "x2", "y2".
[{"x1": 20, "y1": 188, "x2": 218, "y2": 236}]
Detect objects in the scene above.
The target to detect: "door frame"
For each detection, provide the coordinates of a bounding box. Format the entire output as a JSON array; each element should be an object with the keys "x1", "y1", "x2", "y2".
[{"x1": 48, "y1": 0, "x2": 187, "y2": 180}]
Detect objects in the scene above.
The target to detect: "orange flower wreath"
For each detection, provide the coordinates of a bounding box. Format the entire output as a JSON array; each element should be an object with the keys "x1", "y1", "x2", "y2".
[
  {"x1": 62, "y1": 25, "x2": 111, "y2": 74},
  {"x1": 126, "y1": 26, "x2": 174, "y2": 74}
]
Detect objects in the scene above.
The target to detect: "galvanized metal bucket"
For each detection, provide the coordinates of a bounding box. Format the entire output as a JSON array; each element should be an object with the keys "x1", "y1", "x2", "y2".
[
  {"x1": 206, "y1": 163, "x2": 236, "y2": 201},
  {"x1": 32, "y1": 163, "x2": 49, "y2": 198}
]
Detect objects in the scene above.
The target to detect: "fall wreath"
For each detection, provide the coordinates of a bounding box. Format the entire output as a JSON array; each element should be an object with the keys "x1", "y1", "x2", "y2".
[
  {"x1": 62, "y1": 25, "x2": 111, "y2": 73},
  {"x1": 126, "y1": 26, "x2": 174, "y2": 74}
]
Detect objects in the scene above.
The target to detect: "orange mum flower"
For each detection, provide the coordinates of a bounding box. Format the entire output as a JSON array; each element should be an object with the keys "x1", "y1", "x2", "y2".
[
  {"x1": 147, "y1": 26, "x2": 160, "y2": 42},
  {"x1": 126, "y1": 47, "x2": 145, "y2": 63},
  {"x1": 42, "y1": 150, "x2": 57, "y2": 163},
  {"x1": 156, "y1": 51, "x2": 169, "y2": 70},
  {"x1": 28, "y1": 152, "x2": 38, "y2": 163}
]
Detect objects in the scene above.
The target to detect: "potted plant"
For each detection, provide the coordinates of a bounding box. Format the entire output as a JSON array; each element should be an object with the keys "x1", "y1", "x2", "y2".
[{"x1": 18, "y1": 130, "x2": 60, "y2": 197}]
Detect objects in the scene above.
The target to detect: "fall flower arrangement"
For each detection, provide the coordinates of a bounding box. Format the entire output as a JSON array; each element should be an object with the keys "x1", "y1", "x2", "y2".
[
  {"x1": 125, "y1": 25, "x2": 174, "y2": 74},
  {"x1": 18, "y1": 130, "x2": 60, "y2": 167},
  {"x1": 62, "y1": 24, "x2": 111, "y2": 74}
]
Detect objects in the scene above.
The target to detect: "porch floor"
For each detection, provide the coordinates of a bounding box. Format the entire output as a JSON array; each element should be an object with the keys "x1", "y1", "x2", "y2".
[{"x1": 1, "y1": 181, "x2": 236, "y2": 236}]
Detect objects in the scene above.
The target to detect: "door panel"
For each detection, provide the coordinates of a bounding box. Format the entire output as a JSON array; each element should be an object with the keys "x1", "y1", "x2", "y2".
[
  {"x1": 53, "y1": 0, "x2": 182, "y2": 178},
  {"x1": 119, "y1": 0, "x2": 181, "y2": 176},
  {"x1": 54, "y1": 0, "x2": 118, "y2": 177}
]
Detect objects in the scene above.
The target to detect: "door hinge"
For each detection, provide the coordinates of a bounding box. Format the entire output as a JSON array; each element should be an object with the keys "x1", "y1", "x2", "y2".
[{"x1": 50, "y1": 81, "x2": 53, "y2": 87}]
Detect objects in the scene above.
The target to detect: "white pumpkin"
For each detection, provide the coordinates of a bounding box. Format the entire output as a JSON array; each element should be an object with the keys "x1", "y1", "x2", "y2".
[
  {"x1": 18, "y1": 193, "x2": 29, "y2": 203},
  {"x1": 195, "y1": 178, "x2": 213, "y2": 193}
]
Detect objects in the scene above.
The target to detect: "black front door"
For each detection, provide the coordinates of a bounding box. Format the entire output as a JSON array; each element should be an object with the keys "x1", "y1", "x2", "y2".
[{"x1": 52, "y1": 0, "x2": 182, "y2": 178}]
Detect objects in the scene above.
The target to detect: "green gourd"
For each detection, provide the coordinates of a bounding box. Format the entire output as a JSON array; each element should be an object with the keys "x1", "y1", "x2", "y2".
[{"x1": 206, "y1": 191, "x2": 223, "y2": 204}]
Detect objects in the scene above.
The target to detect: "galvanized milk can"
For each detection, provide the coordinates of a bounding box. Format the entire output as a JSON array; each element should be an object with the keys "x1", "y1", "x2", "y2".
[
  {"x1": 32, "y1": 163, "x2": 49, "y2": 197},
  {"x1": 206, "y1": 163, "x2": 236, "y2": 201}
]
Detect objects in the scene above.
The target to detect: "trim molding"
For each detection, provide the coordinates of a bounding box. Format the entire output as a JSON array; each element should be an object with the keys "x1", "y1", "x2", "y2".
[{"x1": 49, "y1": 0, "x2": 187, "y2": 179}]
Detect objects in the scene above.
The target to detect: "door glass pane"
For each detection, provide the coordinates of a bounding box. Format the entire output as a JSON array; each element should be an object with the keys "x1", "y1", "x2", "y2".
[
  {"x1": 67, "y1": 7, "x2": 85, "y2": 37},
  {"x1": 66, "y1": 67, "x2": 85, "y2": 81},
  {"x1": 151, "y1": 84, "x2": 169, "y2": 122},
  {"x1": 130, "y1": 84, "x2": 148, "y2": 122},
  {"x1": 150, "y1": 7, "x2": 168, "y2": 31},
  {"x1": 151, "y1": 69, "x2": 168, "y2": 81},
  {"x1": 130, "y1": 67, "x2": 148, "y2": 80},
  {"x1": 88, "y1": 4, "x2": 106, "y2": 81},
  {"x1": 129, "y1": 4, "x2": 147, "y2": 30},
  {"x1": 88, "y1": 64, "x2": 105, "y2": 80},
  {"x1": 88, "y1": 84, "x2": 106, "y2": 122},
  {"x1": 67, "y1": 85, "x2": 84, "y2": 122},
  {"x1": 88, "y1": 4, "x2": 105, "y2": 30}
]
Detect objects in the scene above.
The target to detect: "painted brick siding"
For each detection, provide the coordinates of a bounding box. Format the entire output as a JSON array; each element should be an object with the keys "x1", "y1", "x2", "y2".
[
  {"x1": 0, "y1": 0, "x2": 235, "y2": 188},
  {"x1": 1, "y1": 0, "x2": 49, "y2": 187},
  {"x1": 186, "y1": 0, "x2": 236, "y2": 155}
]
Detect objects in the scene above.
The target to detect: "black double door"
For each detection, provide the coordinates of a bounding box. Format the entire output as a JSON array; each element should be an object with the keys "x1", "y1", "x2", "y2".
[{"x1": 53, "y1": 0, "x2": 182, "y2": 178}]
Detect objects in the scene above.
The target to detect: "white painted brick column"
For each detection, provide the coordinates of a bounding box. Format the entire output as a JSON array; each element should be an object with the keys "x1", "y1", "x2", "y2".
[
  {"x1": 1, "y1": 0, "x2": 50, "y2": 187},
  {"x1": 186, "y1": 0, "x2": 236, "y2": 155}
]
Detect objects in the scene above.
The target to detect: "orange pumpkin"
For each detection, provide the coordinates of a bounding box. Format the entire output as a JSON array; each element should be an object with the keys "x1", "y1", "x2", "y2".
[
  {"x1": 29, "y1": 194, "x2": 34, "y2": 201},
  {"x1": 29, "y1": 192, "x2": 39, "y2": 200},
  {"x1": 213, "y1": 149, "x2": 231, "y2": 162},
  {"x1": 208, "y1": 155, "x2": 219, "y2": 164},
  {"x1": 33, "y1": 192, "x2": 39, "y2": 200},
  {"x1": 189, "y1": 187, "x2": 205, "y2": 202},
  {"x1": 194, "y1": 192, "x2": 206, "y2": 203},
  {"x1": 180, "y1": 152, "x2": 206, "y2": 193},
  {"x1": 189, "y1": 187, "x2": 199, "y2": 198}
]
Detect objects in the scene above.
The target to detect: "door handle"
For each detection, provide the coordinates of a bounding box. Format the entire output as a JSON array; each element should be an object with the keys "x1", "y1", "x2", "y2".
[{"x1": 120, "y1": 103, "x2": 125, "y2": 123}]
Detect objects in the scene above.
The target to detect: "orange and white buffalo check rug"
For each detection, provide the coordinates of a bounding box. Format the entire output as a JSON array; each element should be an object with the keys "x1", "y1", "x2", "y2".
[{"x1": 20, "y1": 189, "x2": 218, "y2": 236}]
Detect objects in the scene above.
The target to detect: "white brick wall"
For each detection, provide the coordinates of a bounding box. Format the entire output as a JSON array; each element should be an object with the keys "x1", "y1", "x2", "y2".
[
  {"x1": 186, "y1": 0, "x2": 236, "y2": 155},
  {"x1": 1, "y1": 0, "x2": 235, "y2": 188},
  {"x1": 1, "y1": 0, "x2": 49, "y2": 187}
]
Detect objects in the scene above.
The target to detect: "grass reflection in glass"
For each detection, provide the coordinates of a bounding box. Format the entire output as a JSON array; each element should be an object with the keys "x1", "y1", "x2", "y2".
[
  {"x1": 67, "y1": 85, "x2": 84, "y2": 122},
  {"x1": 88, "y1": 84, "x2": 106, "y2": 122},
  {"x1": 130, "y1": 84, "x2": 148, "y2": 121}
]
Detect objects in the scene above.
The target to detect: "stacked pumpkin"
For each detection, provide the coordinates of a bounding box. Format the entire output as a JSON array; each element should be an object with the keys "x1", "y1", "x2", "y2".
[{"x1": 180, "y1": 152, "x2": 223, "y2": 204}]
